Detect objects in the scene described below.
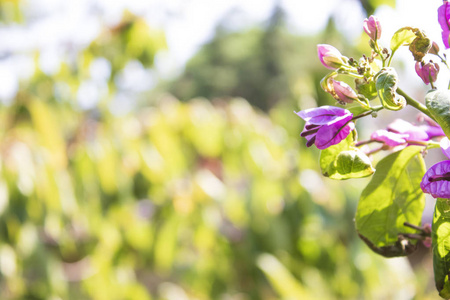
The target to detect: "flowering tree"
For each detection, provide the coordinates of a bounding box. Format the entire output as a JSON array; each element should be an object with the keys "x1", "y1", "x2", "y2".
[{"x1": 296, "y1": 2, "x2": 450, "y2": 298}]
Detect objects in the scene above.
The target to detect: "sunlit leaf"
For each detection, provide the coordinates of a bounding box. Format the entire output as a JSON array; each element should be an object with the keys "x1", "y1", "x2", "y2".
[
  {"x1": 320, "y1": 134, "x2": 374, "y2": 179},
  {"x1": 390, "y1": 27, "x2": 417, "y2": 53},
  {"x1": 375, "y1": 68, "x2": 405, "y2": 111},
  {"x1": 369, "y1": 0, "x2": 395, "y2": 8},
  {"x1": 356, "y1": 146, "x2": 425, "y2": 257},
  {"x1": 432, "y1": 198, "x2": 450, "y2": 299},
  {"x1": 426, "y1": 89, "x2": 450, "y2": 138}
]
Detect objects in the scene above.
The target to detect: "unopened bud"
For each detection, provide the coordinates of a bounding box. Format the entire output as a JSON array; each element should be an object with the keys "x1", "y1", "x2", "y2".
[
  {"x1": 363, "y1": 15, "x2": 382, "y2": 41},
  {"x1": 317, "y1": 44, "x2": 348, "y2": 70},
  {"x1": 331, "y1": 79, "x2": 357, "y2": 104},
  {"x1": 415, "y1": 61, "x2": 440, "y2": 85},
  {"x1": 429, "y1": 41, "x2": 440, "y2": 55}
]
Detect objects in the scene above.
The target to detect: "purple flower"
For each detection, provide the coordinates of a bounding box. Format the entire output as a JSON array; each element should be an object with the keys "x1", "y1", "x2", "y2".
[
  {"x1": 417, "y1": 114, "x2": 445, "y2": 138},
  {"x1": 370, "y1": 129, "x2": 408, "y2": 147},
  {"x1": 331, "y1": 79, "x2": 357, "y2": 103},
  {"x1": 363, "y1": 15, "x2": 382, "y2": 40},
  {"x1": 387, "y1": 119, "x2": 430, "y2": 142},
  {"x1": 415, "y1": 61, "x2": 440, "y2": 85},
  {"x1": 438, "y1": 0, "x2": 450, "y2": 48},
  {"x1": 317, "y1": 44, "x2": 347, "y2": 70},
  {"x1": 295, "y1": 106, "x2": 354, "y2": 150},
  {"x1": 421, "y1": 138, "x2": 450, "y2": 198},
  {"x1": 370, "y1": 119, "x2": 443, "y2": 148},
  {"x1": 419, "y1": 124, "x2": 445, "y2": 139}
]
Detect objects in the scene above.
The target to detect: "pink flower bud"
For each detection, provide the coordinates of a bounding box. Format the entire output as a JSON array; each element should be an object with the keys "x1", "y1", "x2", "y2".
[
  {"x1": 317, "y1": 44, "x2": 347, "y2": 70},
  {"x1": 429, "y1": 41, "x2": 440, "y2": 55},
  {"x1": 331, "y1": 79, "x2": 357, "y2": 103},
  {"x1": 415, "y1": 61, "x2": 440, "y2": 85},
  {"x1": 363, "y1": 15, "x2": 382, "y2": 40}
]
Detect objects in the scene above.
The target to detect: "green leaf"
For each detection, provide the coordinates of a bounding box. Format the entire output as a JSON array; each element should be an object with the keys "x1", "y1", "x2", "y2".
[
  {"x1": 369, "y1": 0, "x2": 395, "y2": 8},
  {"x1": 432, "y1": 198, "x2": 450, "y2": 299},
  {"x1": 425, "y1": 89, "x2": 450, "y2": 139},
  {"x1": 355, "y1": 78, "x2": 377, "y2": 101},
  {"x1": 347, "y1": 104, "x2": 371, "y2": 116},
  {"x1": 320, "y1": 134, "x2": 374, "y2": 180},
  {"x1": 355, "y1": 146, "x2": 426, "y2": 257},
  {"x1": 390, "y1": 27, "x2": 417, "y2": 53},
  {"x1": 375, "y1": 68, "x2": 406, "y2": 111}
]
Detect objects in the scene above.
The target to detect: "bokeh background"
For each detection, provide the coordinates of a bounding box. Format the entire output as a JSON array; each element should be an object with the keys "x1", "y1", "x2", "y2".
[{"x1": 0, "y1": 0, "x2": 445, "y2": 299}]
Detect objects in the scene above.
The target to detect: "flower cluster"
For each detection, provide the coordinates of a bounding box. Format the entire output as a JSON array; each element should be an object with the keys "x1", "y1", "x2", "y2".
[
  {"x1": 296, "y1": 3, "x2": 450, "y2": 296},
  {"x1": 297, "y1": 8, "x2": 450, "y2": 198}
]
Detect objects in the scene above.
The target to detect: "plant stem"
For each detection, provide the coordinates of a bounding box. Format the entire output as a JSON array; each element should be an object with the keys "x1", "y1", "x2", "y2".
[
  {"x1": 396, "y1": 87, "x2": 436, "y2": 122},
  {"x1": 387, "y1": 49, "x2": 395, "y2": 67}
]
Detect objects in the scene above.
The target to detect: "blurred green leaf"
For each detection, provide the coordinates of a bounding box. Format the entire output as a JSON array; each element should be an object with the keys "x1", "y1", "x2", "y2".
[
  {"x1": 368, "y1": 0, "x2": 395, "y2": 8},
  {"x1": 257, "y1": 254, "x2": 310, "y2": 299}
]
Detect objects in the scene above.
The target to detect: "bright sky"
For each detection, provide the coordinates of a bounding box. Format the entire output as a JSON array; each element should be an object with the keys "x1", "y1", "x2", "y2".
[{"x1": 0, "y1": 0, "x2": 446, "y2": 104}]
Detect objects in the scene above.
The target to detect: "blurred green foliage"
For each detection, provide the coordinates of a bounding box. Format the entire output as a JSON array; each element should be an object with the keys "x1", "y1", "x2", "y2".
[
  {"x1": 166, "y1": 6, "x2": 373, "y2": 112},
  {"x1": 167, "y1": 7, "x2": 326, "y2": 112},
  {"x1": 0, "y1": 92, "x2": 429, "y2": 299},
  {"x1": 0, "y1": 1, "x2": 439, "y2": 299}
]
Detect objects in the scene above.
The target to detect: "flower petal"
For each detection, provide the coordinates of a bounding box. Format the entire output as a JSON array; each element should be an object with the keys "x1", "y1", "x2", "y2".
[
  {"x1": 438, "y1": 1, "x2": 450, "y2": 33},
  {"x1": 421, "y1": 160, "x2": 450, "y2": 198},
  {"x1": 442, "y1": 30, "x2": 450, "y2": 48},
  {"x1": 295, "y1": 106, "x2": 351, "y2": 125},
  {"x1": 315, "y1": 120, "x2": 354, "y2": 149},
  {"x1": 387, "y1": 119, "x2": 429, "y2": 142},
  {"x1": 371, "y1": 129, "x2": 407, "y2": 146},
  {"x1": 419, "y1": 124, "x2": 445, "y2": 139},
  {"x1": 441, "y1": 137, "x2": 450, "y2": 159}
]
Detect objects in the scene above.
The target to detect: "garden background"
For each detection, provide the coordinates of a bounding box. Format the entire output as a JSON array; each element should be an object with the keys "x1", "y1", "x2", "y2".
[{"x1": 0, "y1": 0, "x2": 443, "y2": 299}]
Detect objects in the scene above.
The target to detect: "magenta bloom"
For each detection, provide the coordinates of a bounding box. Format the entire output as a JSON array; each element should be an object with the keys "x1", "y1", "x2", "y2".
[
  {"x1": 415, "y1": 61, "x2": 440, "y2": 85},
  {"x1": 420, "y1": 124, "x2": 445, "y2": 139},
  {"x1": 370, "y1": 129, "x2": 408, "y2": 147},
  {"x1": 370, "y1": 119, "x2": 442, "y2": 148},
  {"x1": 317, "y1": 44, "x2": 347, "y2": 70},
  {"x1": 363, "y1": 15, "x2": 382, "y2": 40},
  {"x1": 295, "y1": 106, "x2": 354, "y2": 150},
  {"x1": 421, "y1": 138, "x2": 450, "y2": 198},
  {"x1": 417, "y1": 114, "x2": 445, "y2": 138},
  {"x1": 387, "y1": 119, "x2": 430, "y2": 142},
  {"x1": 438, "y1": 0, "x2": 450, "y2": 48}
]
